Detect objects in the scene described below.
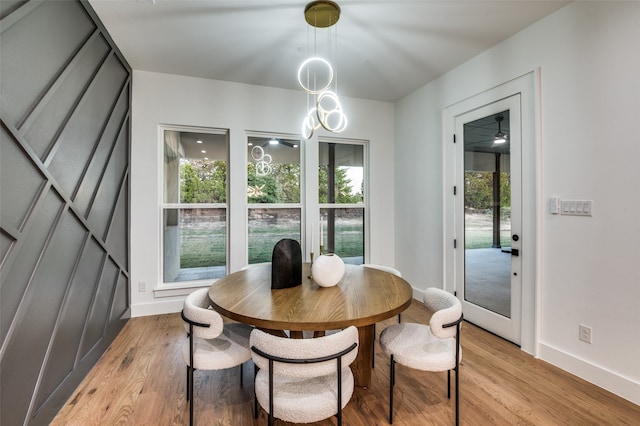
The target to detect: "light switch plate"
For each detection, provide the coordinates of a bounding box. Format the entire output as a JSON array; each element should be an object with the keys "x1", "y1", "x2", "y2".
[{"x1": 561, "y1": 200, "x2": 592, "y2": 216}]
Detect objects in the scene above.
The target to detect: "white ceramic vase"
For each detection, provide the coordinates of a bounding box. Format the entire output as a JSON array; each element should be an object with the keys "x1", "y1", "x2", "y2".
[{"x1": 312, "y1": 253, "x2": 345, "y2": 287}]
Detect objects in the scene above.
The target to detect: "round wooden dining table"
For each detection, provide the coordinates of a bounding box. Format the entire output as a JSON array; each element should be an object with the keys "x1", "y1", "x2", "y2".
[{"x1": 208, "y1": 262, "x2": 413, "y2": 388}]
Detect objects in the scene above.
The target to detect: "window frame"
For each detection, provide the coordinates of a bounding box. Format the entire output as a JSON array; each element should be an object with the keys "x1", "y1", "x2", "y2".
[
  {"x1": 317, "y1": 137, "x2": 369, "y2": 263},
  {"x1": 245, "y1": 132, "x2": 304, "y2": 266},
  {"x1": 158, "y1": 125, "x2": 230, "y2": 288}
]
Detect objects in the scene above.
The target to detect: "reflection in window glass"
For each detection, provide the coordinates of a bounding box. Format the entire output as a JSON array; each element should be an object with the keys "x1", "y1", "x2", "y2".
[
  {"x1": 320, "y1": 208, "x2": 364, "y2": 264},
  {"x1": 319, "y1": 142, "x2": 364, "y2": 204},
  {"x1": 246, "y1": 136, "x2": 301, "y2": 266},
  {"x1": 163, "y1": 129, "x2": 228, "y2": 283},
  {"x1": 248, "y1": 208, "x2": 301, "y2": 263},
  {"x1": 247, "y1": 136, "x2": 300, "y2": 204},
  {"x1": 163, "y1": 208, "x2": 226, "y2": 282},
  {"x1": 165, "y1": 130, "x2": 227, "y2": 204}
]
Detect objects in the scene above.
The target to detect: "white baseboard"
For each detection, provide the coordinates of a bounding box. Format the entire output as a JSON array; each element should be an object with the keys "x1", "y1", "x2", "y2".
[
  {"x1": 131, "y1": 299, "x2": 182, "y2": 317},
  {"x1": 539, "y1": 342, "x2": 640, "y2": 406},
  {"x1": 412, "y1": 287, "x2": 425, "y2": 301}
]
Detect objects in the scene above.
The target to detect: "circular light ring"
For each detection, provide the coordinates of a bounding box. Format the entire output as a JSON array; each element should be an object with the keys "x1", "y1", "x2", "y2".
[
  {"x1": 251, "y1": 146, "x2": 273, "y2": 175},
  {"x1": 255, "y1": 161, "x2": 272, "y2": 176},
  {"x1": 251, "y1": 145, "x2": 265, "y2": 161},
  {"x1": 321, "y1": 109, "x2": 348, "y2": 133},
  {"x1": 302, "y1": 121, "x2": 314, "y2": 140},
  {"x1": 316, "y1": 91, "x2": 347, "y2": 133},
  {"x1": 297, "y1": 57, "x2": 334, "y2": 94},
  {"x1": 318, "y1": 108, "x2": 347, "y2": 133},
  {"x1": 316, "y1": 90, "x2": 342, "y2": 115},
  {"x1": 302, "y1": 107, "x2": 321, "y2": 139}
]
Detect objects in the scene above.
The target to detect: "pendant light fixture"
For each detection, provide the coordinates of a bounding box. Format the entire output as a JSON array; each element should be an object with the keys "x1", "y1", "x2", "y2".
[
  {"x1": 494, "y1": 114, "x2": 507, "y2": 144},
  {"x1": 299, "y1": 1, "x2": 347, "y2": 139}
]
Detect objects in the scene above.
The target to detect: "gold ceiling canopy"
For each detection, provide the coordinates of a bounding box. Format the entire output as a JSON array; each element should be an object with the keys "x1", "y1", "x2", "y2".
[{"x1": 304, "y1": 1, "x2": 340, "y2": 28}]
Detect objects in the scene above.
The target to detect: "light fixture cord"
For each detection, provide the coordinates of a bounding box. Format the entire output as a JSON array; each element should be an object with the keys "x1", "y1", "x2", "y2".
[
  {"x1": 306, "y1": 23, "x2": 311, "y2": 111},
  {"x1": 313, "y1": 13, "x2": 318, "y2": 102},
  {"x1": 334, "y1": 21, "x2": 338, "y2": 95}
]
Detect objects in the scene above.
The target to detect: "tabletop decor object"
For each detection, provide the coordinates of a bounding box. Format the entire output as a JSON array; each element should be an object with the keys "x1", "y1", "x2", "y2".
[
  {"x1": 312, "y1": 253, "x2": 345, "y2": 287},
  {"x1": 271, "y1": 239, "x2": 302, "y2": 289}
]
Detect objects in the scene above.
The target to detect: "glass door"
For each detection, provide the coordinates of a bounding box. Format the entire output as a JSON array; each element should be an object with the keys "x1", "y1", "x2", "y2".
[{"x1": 454, "y1": 95, "x2": 522, "y2": 344}]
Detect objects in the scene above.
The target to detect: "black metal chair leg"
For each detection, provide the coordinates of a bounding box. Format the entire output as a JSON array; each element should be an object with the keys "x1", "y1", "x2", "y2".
[
  {"x1": 240, "y1": 362, "x2": 244, "y2": 386},
  {"x1": 448, "y1": 369, "x2": 451, "y2": 399},
  {"x1": 254, "y1": 364, "x2": 259, "y2": 420},
  {"x1": 186, "y1": 366, "x2": 190, "y2": 401},
  {"x1": 189, "y1": 366, "x2": 194, "y2": 426},
  {"x1": 389, "y1": 355, "x2": 395, "y2": 424},
  {"x1": 455, "y1": 365, "x2": 460, "y2": 426}
]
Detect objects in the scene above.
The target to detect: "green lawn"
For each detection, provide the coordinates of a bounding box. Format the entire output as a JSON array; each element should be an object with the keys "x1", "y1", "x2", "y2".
[
  {"x1": 464, "y1": 230, "x2": 511, "y2": 249},
  {"x1": 179, "y1": 213, "x2": 507, "y2": 267},
  {"x1": 180, "y1": 222, "x2": 364, "y2": 268}
]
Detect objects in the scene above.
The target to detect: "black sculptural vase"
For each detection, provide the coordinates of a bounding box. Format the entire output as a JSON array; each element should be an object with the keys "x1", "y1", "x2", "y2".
[{"x1": 271, "y1": 238, "x2": 302, "y2": 289}]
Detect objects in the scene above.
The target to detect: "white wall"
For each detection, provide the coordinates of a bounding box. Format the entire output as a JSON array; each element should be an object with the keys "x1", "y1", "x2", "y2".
[
  {"x1": 130, "y1": 71, "x2": 395, "y2": 316},
  {"x1": 395, "y1": 1, "x2": 640, "y2": 404}
]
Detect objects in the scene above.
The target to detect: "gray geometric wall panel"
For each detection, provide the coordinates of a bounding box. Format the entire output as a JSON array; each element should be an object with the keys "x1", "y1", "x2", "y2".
[{"x1": 0, "y1": 1, "x2": 131, "y2": 425}]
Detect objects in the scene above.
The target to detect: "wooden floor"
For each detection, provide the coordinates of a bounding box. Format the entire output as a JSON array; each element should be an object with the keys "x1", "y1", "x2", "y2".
[{"x1": 52, "y1": 300, "x2": 640, "y2": 425}]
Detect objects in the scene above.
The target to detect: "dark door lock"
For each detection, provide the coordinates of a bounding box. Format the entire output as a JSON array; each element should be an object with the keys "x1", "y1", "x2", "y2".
[
  {"x1": 511, "y1": 248, "x2": 519, "y2": 256},
  {"x1": 512, "y1": 234, "x2": 519, "y2": 241}
]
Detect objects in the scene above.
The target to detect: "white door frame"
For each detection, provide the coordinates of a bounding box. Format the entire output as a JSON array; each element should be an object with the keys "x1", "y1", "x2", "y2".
[{"x1": 443, "y1": 71, "x2": 540, "y2": 355}]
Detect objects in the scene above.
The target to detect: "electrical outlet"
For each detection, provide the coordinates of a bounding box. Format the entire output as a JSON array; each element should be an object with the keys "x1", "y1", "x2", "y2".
[
  {"x1": 579, "y1": 324, "x2": 592, "y2": 343},
  {"x1": 138, "y1": 281, "x2": 147, "y2": 292}
]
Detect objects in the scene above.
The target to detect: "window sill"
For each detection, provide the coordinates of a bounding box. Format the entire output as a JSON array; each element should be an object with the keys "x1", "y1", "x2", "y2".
[{"x1": 153, "y1": 280, "x2": 217, "y2": 298}]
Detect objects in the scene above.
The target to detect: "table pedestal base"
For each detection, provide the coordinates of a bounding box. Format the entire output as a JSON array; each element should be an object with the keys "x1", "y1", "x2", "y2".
[{"x1": 353, "y1": 324, "x2": 375, "y2": 388}]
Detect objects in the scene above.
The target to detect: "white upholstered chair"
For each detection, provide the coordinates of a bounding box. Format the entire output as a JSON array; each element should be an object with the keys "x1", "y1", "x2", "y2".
[
  {"x1": 181, "y1": 288, "x2": 253, "y2": 426},
  {"x1": 363, "y1": 263, "x2": 403, "y2": 323},
  {"x1": 250, "y1": 326, "x2": 359, "y2": 426},
  {"x1": 240, "y1": 262, "x2": 271, "y2": 270},
  {"x1": 362, "y1": 263, "x2": 402, "y2": 277},
  {"x1": 379, "y1": 287, "x2": 463, "y2": 425},
  {"x1": 362, "y1": 263, "x2": 402, "y2": 368}
]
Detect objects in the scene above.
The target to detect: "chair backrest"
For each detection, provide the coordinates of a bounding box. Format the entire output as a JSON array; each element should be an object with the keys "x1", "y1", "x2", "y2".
[
  {"x1": 362, "y1": 264, "x2": 402, "y2": 277},
  {"x1": 250, "y1": 326, "x2": 359, "y2": 378},
  {"x1": 240, "y1": 262, "x2": 271, "y2": 271},
  {"x1": 423, "y1": 287, "x2": 462, "y2": 339},
  {"x1": 182, "y1": 288, "x2": 224, "y2": 339}
]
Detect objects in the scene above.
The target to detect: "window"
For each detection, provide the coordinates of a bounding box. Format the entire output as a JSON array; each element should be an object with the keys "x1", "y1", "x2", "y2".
[
  {"x1": 162, "y1": 128, "x2": 228, "y2": 283},
  {"x1": 319, "y1": 141, "x2": 365, "y2": 264},
  {"x1": 247, "y1": 135, "x2": 302, "y2": 264}
]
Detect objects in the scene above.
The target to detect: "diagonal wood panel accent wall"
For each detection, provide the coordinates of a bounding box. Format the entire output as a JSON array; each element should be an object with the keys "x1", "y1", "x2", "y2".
[{"x1": 0, "y1": 1, "x2": 131, "y2": 425}]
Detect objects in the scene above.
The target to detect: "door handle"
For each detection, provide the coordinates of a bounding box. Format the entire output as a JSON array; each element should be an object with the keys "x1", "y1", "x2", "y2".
[{"x1": 511, "y1": 248, "x2": 519, "y2": 256}]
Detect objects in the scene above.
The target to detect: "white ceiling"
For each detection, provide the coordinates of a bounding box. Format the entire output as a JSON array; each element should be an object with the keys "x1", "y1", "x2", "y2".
[{"x1": 89, "y1": 0, "x2": 569, "y2": 102}]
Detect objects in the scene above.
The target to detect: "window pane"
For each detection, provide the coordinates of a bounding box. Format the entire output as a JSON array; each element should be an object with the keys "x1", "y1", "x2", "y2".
[
  {"x1": 248, "y1": 208, "x2": 301, "y2": 264},
  {"x1": 320, "y1": 208, "x2": 364, "y2": 264},
  {"x1": 163, "y1": 208, "x2": 226, "y2": 282},
  {"x1": 164, "y1": 130, "x2": 228, "y2": 204},
  {"x1": 319, "y1": 142, "x2": 364, "y2": 204},
  {"x1": 247, "y1": 136, "x2": 300, "y2": 204}
]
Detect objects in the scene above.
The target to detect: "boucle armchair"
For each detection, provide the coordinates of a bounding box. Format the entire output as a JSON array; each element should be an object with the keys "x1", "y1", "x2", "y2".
[
  {"x1": 362, "y1": 263, "x2": 403, "y2": 368},
  {"x1": 181, "y1": 288, "x2": 252, "y2": 426},
  {"x1": 380, "y1": 287, "x2": 463, "y2": 425},
  {"x1": 250, "y1": 326, "x2": 359, "y2": 426}
]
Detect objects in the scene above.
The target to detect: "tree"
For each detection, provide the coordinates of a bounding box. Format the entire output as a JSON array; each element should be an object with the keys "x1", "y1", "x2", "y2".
[
  {"x1": 464, "y1": 171, "x2": 511, "y2": 211},
  {"x1": 319, "y1": 166, "x2": 362, "y2": 204},
  {"x1": 180, "y1": 159, "x2": 227, "y2": 203},
  {"x1": 246, "y1": 162, "x2": 301, "y2": 204}
]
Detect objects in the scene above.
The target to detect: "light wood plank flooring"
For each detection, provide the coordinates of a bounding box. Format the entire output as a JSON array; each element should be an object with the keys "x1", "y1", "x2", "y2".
[{"x1": 52, "y1": 300, "x2": 640, "y2": 425}]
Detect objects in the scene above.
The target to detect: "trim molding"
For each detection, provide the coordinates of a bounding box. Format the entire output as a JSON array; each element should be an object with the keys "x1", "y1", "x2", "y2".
[{"x1": 539, "y1": 342, "x2": 640, "y2": 406}]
